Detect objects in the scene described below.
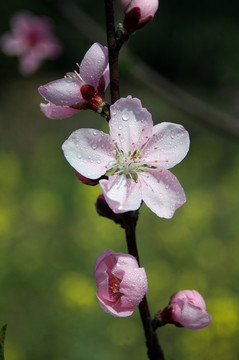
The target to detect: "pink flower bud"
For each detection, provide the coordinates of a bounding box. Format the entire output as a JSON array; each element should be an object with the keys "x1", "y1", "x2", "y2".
[
  {"x1": 95, "y1": 194, "x2": 118, "y2": 220},
  {"x1": 94, "y1": 249, "x2": 148, "y2": 317},
  {"x1": 168, "y1": 290, "x2": 212, "y2": 330},
  {"x1": 120, "y1": 0, "x2": 159, "y2": 32}
]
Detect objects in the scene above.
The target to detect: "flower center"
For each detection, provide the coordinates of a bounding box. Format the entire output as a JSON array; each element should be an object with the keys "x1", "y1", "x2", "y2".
[
  {"x1": 106, "y1": 148, "x2": 150, "y2": 181},
  {"x1": 108, "y1": 275, "x2": 122, "y2": 299}
]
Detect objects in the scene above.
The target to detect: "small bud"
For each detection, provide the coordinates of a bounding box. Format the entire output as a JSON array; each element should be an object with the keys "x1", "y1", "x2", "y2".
[
  {"x1": 120, "y1": 0, "x2": 159, "y2": 33},
  {"x1": 95, "y1": 194, "x2": 118, "y2": 220},
  {"x1": 94, "y1": 249, "x2": 148, "y2": 317},
  {"x1": 161, "y1": 290, "x2": 212, "y2": 330}
]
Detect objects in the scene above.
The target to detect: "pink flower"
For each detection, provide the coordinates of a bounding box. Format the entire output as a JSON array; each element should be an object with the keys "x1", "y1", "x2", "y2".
[
  {"x1": 62, "y1": 96, "x2": 190, "y2": 219},
  {"x1": 0, "y1": 11, "x2": 62, "y2": 75},
  {"x1": 94, "y1": 249, "x2": 148, "y2": 317},
  {"x1": 38, "y1": 42, "x2": 109, "y2": 119},
  {"x1": 120, "y1": 0, "x2": 159, "y2": 32},
  {"x1": 168, "y1": 290, "x2": 212, "y2": 330}
]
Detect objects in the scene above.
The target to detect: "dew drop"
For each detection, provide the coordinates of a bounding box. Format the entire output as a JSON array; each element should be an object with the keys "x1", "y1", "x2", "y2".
[
  {"x1": 122, "y1": 111, "x2": 129, "y2": 121},
  {"x1": 154, "y1": 146, "x2": 158, "y2": 150},
  {"x1": 93, "y1": 130, "x2": 99, "y2": 136},
  {"x1": 92, "y1": 144, "x2": 97, "y2": 150},
  {"x1": 118, "y1": 125, "x2": 122, "y2": 130},
  {"x1": 77, "y1": 155, "x2": 82, "y2": 159},
  {"x1": 165, "y1": 185, "x2": 169, "y2": 189},
  {"x1": 171, "y1": 135, "x2": 175, "y2": 139},
  {"x1": 97, "y1": 160, "x2": 101, "y2": 164}
]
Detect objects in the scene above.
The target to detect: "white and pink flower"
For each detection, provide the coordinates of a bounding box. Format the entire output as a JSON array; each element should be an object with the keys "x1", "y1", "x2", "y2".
[
  {"x1": 94, "y1": 249, "x2": 148, "y2": 317},
  {"x1": 62, "y1": 96, "x2": 190, "y2": 218},
  {"x1": 0, "y1": 11, "x2": 62, "y2": 75},
  {"x1": 167, "y1": 290, "x2": 212, "y2": 330},
  {"x1": 38, "y1": 42, "x2": 109, "y2": 119}
]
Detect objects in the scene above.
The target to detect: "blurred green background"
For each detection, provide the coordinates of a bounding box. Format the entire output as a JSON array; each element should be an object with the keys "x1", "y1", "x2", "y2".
[{"x1": 0, "y1": 1, "x2": 239, "y2": 359}]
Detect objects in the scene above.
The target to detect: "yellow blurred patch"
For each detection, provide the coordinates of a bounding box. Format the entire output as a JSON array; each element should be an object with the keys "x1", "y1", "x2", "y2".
[
  {"x1": 25, "y1": 188, "x2": 64, "y2": 224},
  {"x1": 58, "y1": 272, "x2": 95, "y2": 310}
]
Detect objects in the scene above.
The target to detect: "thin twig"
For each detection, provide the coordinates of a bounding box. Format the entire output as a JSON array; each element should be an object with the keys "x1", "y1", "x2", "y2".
[
  {"x1": 123, "y1": 213, "x2": 165, "y2": 360},
  {"x1": 104, "y1": 0, "x2": 120, "y2": 103}
]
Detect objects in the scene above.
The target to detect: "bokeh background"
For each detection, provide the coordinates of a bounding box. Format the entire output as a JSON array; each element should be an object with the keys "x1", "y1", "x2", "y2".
[{"x1": 0, "y1": 1, "x2": 239, "y2": 359}]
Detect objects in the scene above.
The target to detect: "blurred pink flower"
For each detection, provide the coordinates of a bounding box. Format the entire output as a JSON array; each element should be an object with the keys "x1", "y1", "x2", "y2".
[
  {"x1": 120, "y1": 0, "x2": 159, "y2": 32},
  {"x1": 38, "y1": 42, "x2": 109, "y2": 119},
  {"x1": 94, "y1": 249, "x2": 148, "y2": 317},
  {"x1": 62, "y1": 96, "x2": 190, "y2": 218},
  {"x1": 168, "y1": 290, "x2": 212, "y2": 330},
  {"x1": 0, "y1": 11, "x2": 62, "y2": 75}
]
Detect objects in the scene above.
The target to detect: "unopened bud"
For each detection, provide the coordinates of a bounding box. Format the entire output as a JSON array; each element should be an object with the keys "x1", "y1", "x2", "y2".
[
  {"x1": 157, "y1": 290, "x2": 212, "y2": 330},
  {"x1": 95, "y1": 194, "x2": 118, "y2": 220},
  {"x1": 120, "y1": 0, "x2": 159, "y2": 33}
]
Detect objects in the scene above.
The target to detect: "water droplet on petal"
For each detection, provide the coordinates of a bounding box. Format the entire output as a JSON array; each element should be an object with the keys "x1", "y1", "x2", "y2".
[
  {"x1": 93, "y1": 130, "x2": 99, "y2": 136},
  {"x1": 92, "y1": 144, "x2": 97, "y2": 150},
  {"x1": 165, "y1": 185, "x2": 169, "y2": 189},
  {"x1": 122, "y1": 111, "x2": 129, "y2": 121},
  {"x1": 171, "y1": 135, "x2": 175, "y2": 139},
  {"x1": 97, "y1": 160, "x2": 101, "y2": 164},
  {"x1": 118, "y1": 126, "x2": 122, "y2": 130},
  {"x1": 77, "y1": 155, "x2": 82, "y2": 159}
]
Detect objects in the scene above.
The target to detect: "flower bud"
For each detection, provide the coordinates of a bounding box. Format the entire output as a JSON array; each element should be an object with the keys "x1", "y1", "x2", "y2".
[
  {"x1": 94, "y1": 249, "x2": 148, "y2": 317},
  {"x1": 164, "y1": 290, "x2": 212, "y2": 330},
  {"x1": 120, "y1": 0, "x2": 159, "y2": 33},
  {"x1": 95, "y1": 194, "x2": 118, "y2": 220}
]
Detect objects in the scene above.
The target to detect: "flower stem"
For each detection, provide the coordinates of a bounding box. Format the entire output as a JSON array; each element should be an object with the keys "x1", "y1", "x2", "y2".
[
  {"x1": 104, "y1": 0, "x2": 120, "y2": 104},
  {"x1": 123, "y1": 213, "x2": 165, "y2": 360}
]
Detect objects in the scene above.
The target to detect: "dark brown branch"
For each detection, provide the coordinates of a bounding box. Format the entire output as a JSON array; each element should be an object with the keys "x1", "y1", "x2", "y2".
[
  {"x1": 123, "y1": 213, "x2": 164, "y2": 360},
  {"x1": 104, "y1": 0, "x2": 120, "y2": 104}
]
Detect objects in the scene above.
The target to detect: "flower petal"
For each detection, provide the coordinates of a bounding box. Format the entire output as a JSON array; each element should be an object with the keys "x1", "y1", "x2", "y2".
[
  {"x1": 179, "y1": 302, "x2": 212, "y2": 330},
  {"x1": 109, "y1": 96, "x2": 153, "y2": 153},
  {"x1": 40, "y1": 102, "x2": 79, "y2": 119},
  {"x1": 140, "y1": 170, "x2": 186, "y2": 219},
  {"x1": 120, "y1": 267, "x2": 148, "y2": 308},
  {"x1": 80, "y1": 42, "x2": 108, "y2": 88},
  {"x1": 96, "y1": 294, "x2": 134, "y2": 317},
  {"x1": 62, "y1": 128, "x2": 115, "y2": 179},
  {"x1": 143, "y1": 122, "x2": 190, "y2": 169},
  {"x1": 100, "y1": 175, "x2": 142, "y2": 213},
  {"x1": 38, "y1": 77, "x2": 83, "y2": 106},
  {"x1": 103, "y1": 64, "x2": 110, "y2": 90},
  {"x1": 94, "y1": 249, "x2": 117, "y2": 273}
]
